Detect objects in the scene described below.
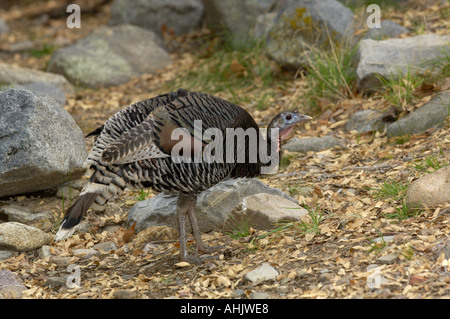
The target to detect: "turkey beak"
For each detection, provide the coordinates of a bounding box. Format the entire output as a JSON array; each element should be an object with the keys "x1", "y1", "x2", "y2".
[{"x1": 297, "y1": 114, "x2": 313, "y2": 123}]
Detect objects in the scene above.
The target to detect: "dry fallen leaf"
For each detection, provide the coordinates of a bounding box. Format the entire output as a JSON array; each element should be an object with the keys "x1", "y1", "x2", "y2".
[
  {"x1": 230, "y1": 59, "x2": 246, "y2": 75},
  {"x1": 174, "y1": 261, "x2": 191, "y2": 268}
]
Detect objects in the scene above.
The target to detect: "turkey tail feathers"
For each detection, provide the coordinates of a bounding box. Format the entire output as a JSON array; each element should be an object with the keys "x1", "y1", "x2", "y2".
[{"x1": 55, "y1": 192, "x2": 98, "y2": 241}]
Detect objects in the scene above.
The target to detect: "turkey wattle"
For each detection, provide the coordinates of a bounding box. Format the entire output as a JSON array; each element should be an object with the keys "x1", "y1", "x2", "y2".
[{"x1": 55, "y1": 89, "x2": 312, "y2": 262}]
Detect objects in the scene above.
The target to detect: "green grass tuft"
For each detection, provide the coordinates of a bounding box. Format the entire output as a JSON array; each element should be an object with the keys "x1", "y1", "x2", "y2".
[
  {"x1": 302, "y1": 42, "x2": 357, "y2": 113},
  {"x1": 377, "y1": 67, "x2": 425, "y2": 110}
]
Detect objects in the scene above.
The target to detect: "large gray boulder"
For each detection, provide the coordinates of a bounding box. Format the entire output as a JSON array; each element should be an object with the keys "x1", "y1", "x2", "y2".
[
  {"x1": 47, "y1": 24, "x2": 171, "y2": 88},
  {"x1": 266, "y1": 0, "x2": 354, "y2": 70},
  {"x1": 202, "y1": 0, "x2": 277, "y2": 46},
  {"x1": 0, "y1": 88, "x2": 87, "y2": 197},
  {"x1": 356, "y1": 34, "x2": 450, "y2": 91},
  {"x1": 128, "y1": 178, "x2": 298, "y2": 233},
  {"x1": 110, "y1": 0, "x2": 204, "y2": 37}
]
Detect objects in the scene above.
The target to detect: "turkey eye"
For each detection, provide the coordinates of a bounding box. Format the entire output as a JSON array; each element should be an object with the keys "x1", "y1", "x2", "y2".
[{"x1": 286, "y1": 114, "x2": 292, "y2": 120}]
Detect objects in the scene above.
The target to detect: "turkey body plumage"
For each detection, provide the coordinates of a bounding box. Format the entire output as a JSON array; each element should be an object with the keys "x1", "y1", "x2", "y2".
[{"x1": 56, "y1": 88, "x2": 311, "y2": 262}]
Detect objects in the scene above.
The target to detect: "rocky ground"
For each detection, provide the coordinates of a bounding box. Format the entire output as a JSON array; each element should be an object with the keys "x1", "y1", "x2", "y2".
[{"x1": 0, "y1": 0, "x2": 449, "y2": 299}]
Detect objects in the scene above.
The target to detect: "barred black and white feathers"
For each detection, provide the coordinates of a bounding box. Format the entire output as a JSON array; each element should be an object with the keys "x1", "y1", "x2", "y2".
[{"x1": 55, "y1": 89, "x2": 312, "y2": 262}]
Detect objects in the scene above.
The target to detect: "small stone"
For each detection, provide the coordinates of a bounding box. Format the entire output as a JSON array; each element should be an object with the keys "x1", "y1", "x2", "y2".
[
  {"x1": 244, "y1": 263, "x2": 279, "y2": 283},
  {"x1": 0, "y1": 269, "x2": 27, "y2": 299},
  {"x1": 39, "y1": 245, "x2": 52, "y2": 259},
  {"x1": 112, "y1": 289, "x2": 140, "y2": 299},
  {"x1": 0, "y1": 250, "x2": 15, "y2": 261},
  {"x1": 376, "y1": 253, "x2": 399, "y2": 265},
  {"x1": 0, "y1": 222, "x2": 52, "y2": 251},
  {"x1": 43, "y1": 276, "x2": 68, "y2": 291},
  {"x1": 372, "y1": 236, "x2": 395, "y2": 243},
  {"x1": 406, "y1": 165, "x2": 450, "y2": 210},
  {"x1": 230, "y1": 289, "x2": 245, "y2": 298},
  {"x1": 319, "y1": 272, "x2": 334, "y2": 282},
  {"x1": 249, "y1": 291, "x2": 270, "y2": 299},
  {"x1": 72, "y1": 248, "x2": 99, "y2": 258},
  {"x1": 48, "y1": 256, "x2": 72, "y2": 267},
  {"x1": 280, "y1": 277, "x2": 291, "y2": 285},
  {"x1": 92, "y1": 241, "x2": 117, "y2": 253},
  {"x1": 276, "y1": 286, "x2": 289, "y2": 295}
]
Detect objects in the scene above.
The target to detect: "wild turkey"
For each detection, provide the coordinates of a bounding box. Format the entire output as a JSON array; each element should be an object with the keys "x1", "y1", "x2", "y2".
[{"x1": 56, "y1": 89, "x2": 312, "y2": 262}]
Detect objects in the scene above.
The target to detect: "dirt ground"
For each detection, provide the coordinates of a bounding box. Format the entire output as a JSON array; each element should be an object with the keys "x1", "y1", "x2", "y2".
[{"x1": 0, "y1": 0, "x2": 449, "y2": 299}]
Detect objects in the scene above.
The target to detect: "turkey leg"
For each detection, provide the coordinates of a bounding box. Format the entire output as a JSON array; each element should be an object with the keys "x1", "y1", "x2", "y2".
[
  {"x1": 176, "y1": 193, "x2": 223, "y2": 263},
  {"x1": 185, "y1": 196, "x2": 224, "y2": 255}
]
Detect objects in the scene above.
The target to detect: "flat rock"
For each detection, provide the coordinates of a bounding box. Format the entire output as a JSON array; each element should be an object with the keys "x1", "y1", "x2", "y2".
[
  {"x1": 282, "y1": 136, "x2": 345, "y2": 153},
  {"x1": 128, "y1": 178, "x2": 298, "y2": 233},
  {"x1": 19, "y1": 82, "x2": 67, "y2": 105},
  {"x1": 110, "y1": 0, "x2": 204, "y2": 37},
  {"x1": 0, "y1": 205, "x2": 53, "y2": 232},
  {"x1": 376, "y1": 253, "x2": 399, "y2": 265},
  {"x1": 244, "y1": 262, "x2": 279, "y2": 283},
  {"x1": 0, "y1": 62, "x2": 73, "y2": 95},
  {"x1": 0, "y1": 222, "x2": 52, "y2": 251},
  {"x1": 405, "y1": 165, "x2": 450, "y2": 210},
  {"x1": 0, "y1": 88, "x2": 87, "y2": 197},
  {"x1": 72, "y1": 248, "x2": 99, "y2": 258},
  {"x1": 249, "y1": 291, "x2": 270, "y2": 299},
  {"x1": 345, "y1": 109, "x2": 387, "y2": 133},
  {"x1": 356, "y1": 34, "x2": 450, "y2": 91},
  {"x1": 225, "y1": 193, "x2": 309, "y2": 231},
  {"x1": 365, "y1": 19, "x2": 409, "y2": 40},
  {"x1": 0, "y1": 270, "x2": 27, "y2": 299},
  {"x1": 387, "y1": 91, "x2": 450, "y2": 137},
  {"x1": 266, "y1": 0, "x2": 354, "y2": 69},
  {"x1": 47, "y1": 24, "x2": 171, "y2": 88},
  {"x1": 92, "y1": 241, "x2": 117, "y2": 253}
]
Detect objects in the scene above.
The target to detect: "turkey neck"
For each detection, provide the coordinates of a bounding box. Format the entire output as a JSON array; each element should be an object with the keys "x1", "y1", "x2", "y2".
[{"x1": 257, "y1": 124, "x2": 280, "y2": 174}]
